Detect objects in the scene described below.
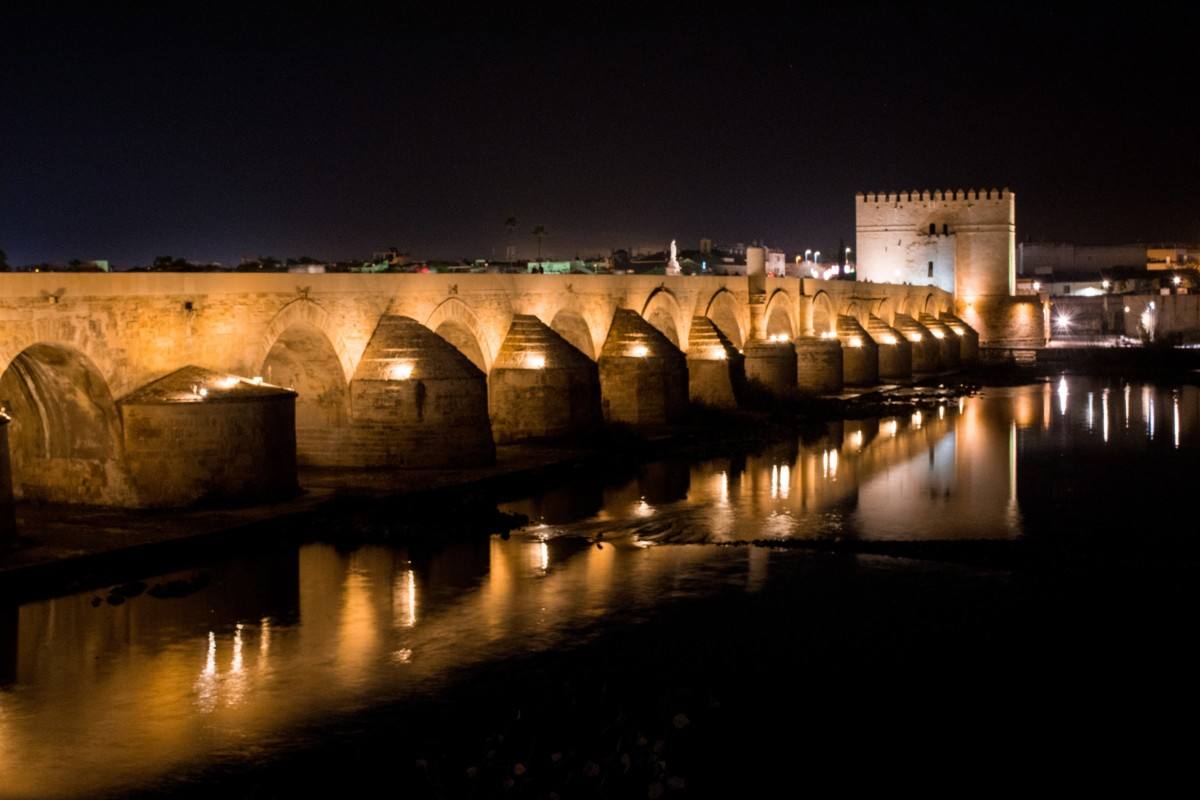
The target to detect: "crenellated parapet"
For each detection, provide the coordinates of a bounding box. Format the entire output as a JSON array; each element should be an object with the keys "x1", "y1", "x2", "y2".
[{"x1": 856, "y1": 188, "x2": 1013, "y2": 203}]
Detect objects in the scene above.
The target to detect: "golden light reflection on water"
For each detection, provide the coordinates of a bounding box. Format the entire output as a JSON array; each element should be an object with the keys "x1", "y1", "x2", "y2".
[{"x1": 1, "y1": 379, "x2": 1196, "y2": 798}]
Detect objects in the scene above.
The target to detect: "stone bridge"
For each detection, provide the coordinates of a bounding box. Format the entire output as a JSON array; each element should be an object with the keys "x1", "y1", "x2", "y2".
[{"x1": 0, "y1": 271, "x2": 977, "y2": 508}]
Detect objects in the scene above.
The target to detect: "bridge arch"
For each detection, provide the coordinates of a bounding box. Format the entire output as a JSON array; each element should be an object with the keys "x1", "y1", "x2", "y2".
[
  {"x1": 256, "y1": 299, "x2": 354, "y2": 384},
  {"x1": 764, "y1": 290, "x2": 796, "y2": 339},
  {"x1": 703, "y1": 288, "x2": 746, "y2": 348},
  {"x1": 640, "y1": 287, "x2": 685, "y2": 349},
  {"x1": 425, "y1": 298, "x2": 493, "y2": 373},
  {"x1": 549, "y1": 308, "x2": 599, "y2": 360},
  {"x1": 0, "y1": 342, "x2": 130, "y2": 505},
  {"x1": 876, "y1": 297, "x2": 897, "y2": 326},
  {"x1": 810, "y1": 291, "x2": 836, "y2": 335}
]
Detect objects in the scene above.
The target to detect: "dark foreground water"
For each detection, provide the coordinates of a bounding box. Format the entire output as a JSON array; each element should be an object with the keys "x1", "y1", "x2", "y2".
[{"x1": 2, "y1": 377, "x2": 1200, "y2": 797}]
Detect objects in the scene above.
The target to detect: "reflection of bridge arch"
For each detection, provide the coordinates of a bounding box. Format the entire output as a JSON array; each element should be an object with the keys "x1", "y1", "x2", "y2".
[
  {"x1": 703, "y1": 288, "x2": 746, "y2": 348},
  {"x1": 810, "y1": 291, "x2": 836, "y2": 335},
  {"x1": 0, "y1": 342, "x2": 130, "y2": 505},
  {"x1": 425, "y1": 298, "x2": 493, "y2": 373},
  {"x1": 640, "y1": 287, "x2": 685, "y2": 349},
  {"x1": 764, "y1": 289, "x2": 796, "y2": 338}
]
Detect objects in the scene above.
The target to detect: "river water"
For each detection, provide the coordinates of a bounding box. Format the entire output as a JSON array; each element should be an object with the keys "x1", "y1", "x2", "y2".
[{"x1": 1, "y1": 376, "x2": 1198, "y2": 797}]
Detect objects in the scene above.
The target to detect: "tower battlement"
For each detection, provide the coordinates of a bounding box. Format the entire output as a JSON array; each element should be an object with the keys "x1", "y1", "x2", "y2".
[
  {"x1": 856, "y1": 188, "x2": 1013, "y2": 204},
  {"x1": 855, "y1": 187, "x2": 1016, "y2": 300}
]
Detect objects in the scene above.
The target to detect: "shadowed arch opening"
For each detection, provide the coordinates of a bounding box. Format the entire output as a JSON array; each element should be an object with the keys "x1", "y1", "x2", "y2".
[
  {"x1": 433, "y1": 320, "x2": 487, "y2": 372},
  {"x1": 764, "y1": 291, "x2": 795, "y2": 339},
  {"x1": 261, "y1": 323, "x2": 349, "y2": 466},
  {"x1": 0, "y1": 344, "x2": 127, "y2": 504},
  {"x1": 811, "y1": 292, "x2": 836, "y2": 335},
  {"x1": 549, "y1": 309, "x2": 596, "y2": 360},
  {"x1": 923, "y1": 294, "x2": 937, "y2": 315},
  {"x1": 704, "y1": 290, "x2": 744, "y2": 348},
  {"x1": 641, "y1": 289, "x2": 683, "y2": 349},
  {"x1": 877, "y1": 298, "x2": 896, "y2": 326},
  {"x1": 426, "y1": 299, "x2": 492, "y2": 372}
]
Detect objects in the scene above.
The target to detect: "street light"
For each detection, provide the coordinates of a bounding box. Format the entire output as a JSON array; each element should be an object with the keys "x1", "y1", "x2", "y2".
[
  {"x1": 1172, "y1": 275, "x2": 1182, "y2": 286},
  {"x1": 1032, "y1": 281, "x2": 1041, "y2": 292},
  {"x1": 1101, "y1": 279, "x2": 1111, "y2": 290},
  {"x1": 814, "y1": 250, "x2": 821, "y2": 263},
  {"x1": 804, "y1": 248, "x2": 812, "y2": 262}
]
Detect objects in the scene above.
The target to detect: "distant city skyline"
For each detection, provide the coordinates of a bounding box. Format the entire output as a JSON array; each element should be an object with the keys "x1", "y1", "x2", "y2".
[{"x1": 3, "y1": 8, "x2": 1198, "y2": 266}]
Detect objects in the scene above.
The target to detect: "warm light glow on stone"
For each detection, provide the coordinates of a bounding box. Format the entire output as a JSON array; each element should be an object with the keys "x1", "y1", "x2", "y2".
[
  {"x1": 847, "y1": 336, "x2": 863, "y2": 348},
  {"x1": 389, "y1": 362, "x2": 414, "y2": 380},
  {"x1": 251, "y1": 376, "x2": 264, "y2": 385},
  {"x1": 907, "y1": 333, "x2": 923, "y2": 343},
  {"x1": 630, "y1": 344, "x2": 649, "y2": 358},
  {"x1": 879, "y1": 334, "x2": 897, "y2": 345},
  {"x1": 930, "y1": 330, "x2": 945, "y2": 339},
  {"x1": 526, "y1": 353, "x2": 546, "y2": 369}
]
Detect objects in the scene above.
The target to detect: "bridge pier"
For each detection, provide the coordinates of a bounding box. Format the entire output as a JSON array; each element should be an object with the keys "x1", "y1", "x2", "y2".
[
  {"x1": 599, "y1": 309, "x2": 688, "y2": 425},
  {"x1": 348, "y1": 315, "x2": 496, "y2": 467},
  {"x1": 488, "y1": 315, "x2": 601, "y2": 443},
  {"x1": 837, "y1": 316, "x2": 880, "y2": 386},
  {"x1": 940, "y1": 313, "x2": 980, "y2": 366},
  {"x1": 866, "y1": 315, "x2": 912, "y2": 382},
  {"x1": 743, "y1": 339, "x2": 797, "y2": 399},
  {"x1": 893, "y1": 314, "x2": 941, "y2": 374},
  {"x1": 686, "y1": 317, "x2": 744, "y2": 409},
  {"x1": 119, "y1": 366, "x2": 298, "y2": 507},
  {"x1": 918, "y1": 314, "x2": 962, "y2": 371},
  {"x1": 794, "y1": 337, "x2": 843, "y2": 394},
  {"x1": 0, "y1": 418, "x2": 13, "y2": 544}
]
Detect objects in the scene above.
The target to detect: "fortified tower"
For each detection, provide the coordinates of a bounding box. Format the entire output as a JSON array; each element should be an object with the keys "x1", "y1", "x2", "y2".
[
  {"x1": 856, "y1": 189, "x2": 1042, "y2": 348},
  {"x1": 855, "y1": 188, "x2": 1015, "y2": 299}
]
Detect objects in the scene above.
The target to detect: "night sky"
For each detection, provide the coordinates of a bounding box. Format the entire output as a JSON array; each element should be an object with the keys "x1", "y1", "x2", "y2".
[{"x1": 2, "y1": 7, "x2": 1198, "y2": 267}]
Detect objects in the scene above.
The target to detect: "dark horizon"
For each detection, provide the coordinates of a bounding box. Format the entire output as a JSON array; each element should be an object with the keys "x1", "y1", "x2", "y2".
[{"x1": 3, "y1": 7, "x2": 1198, "y2": 266}]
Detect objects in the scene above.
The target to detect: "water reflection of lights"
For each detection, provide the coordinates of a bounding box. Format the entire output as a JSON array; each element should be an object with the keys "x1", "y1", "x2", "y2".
[
  {"x1": 821, "y1": 449, "x2": 839, "y2": 480},
  {"x1": 260, "y1": 617, "x2": 271, "y2": 664},
  {"x1": 232, "y1": 624, "x2": 245, "y2": 674},
  {"x1": 1102, "y1": 388, "x2": 1110, "y2": 443},
  {"x1": 911, "y1": 410, "x2": 922, "y2": 429},
  {"x1": 958, "y1": 397, "x2": 965, "y2": 414},
  {"x1": 1057, "y1": 376, "x2": 1069, "y2": 416},
  {"x1": 391, "y1": 648, "x2": 413, "y2": 664},
  {"x1": 1173, "y1": 393, "x2": 1181, "y2": 449},
  {"x1": 635, "y1": 499, "x2": 654, "y2": 518},
  {"x1": 1143, "y1": 385, "x2": 1154, "y2": 439},
  {"x1": 849, "y1": 430, "x2": 863, "y2": 450},
  {"x1": 770, "y1": 464, "x2": 792, "y2": 499},
  {"x1": 1124, "y1": 383, "x2": 1131, "y2": 429},
  {"x1": 1086, "y1": 391, "x2": 1094, "y2": 431},
  {"x1": 394, "y1": 569, "x2": 417, "y2": 628},
  {"x1": 882, "y1": 418, "x2": 898, "y2": 438},
  {"x1": 938, "y1": 404, "x2": 945, "y2": 420},
  {"x1": 204, "y1": 631, "x2": 217, "y2": 678}
]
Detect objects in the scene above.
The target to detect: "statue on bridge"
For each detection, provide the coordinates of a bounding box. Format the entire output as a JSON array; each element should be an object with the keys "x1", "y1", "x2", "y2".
[{"x1": 666, "y1": 239, "x2": 681, "y2": 276}]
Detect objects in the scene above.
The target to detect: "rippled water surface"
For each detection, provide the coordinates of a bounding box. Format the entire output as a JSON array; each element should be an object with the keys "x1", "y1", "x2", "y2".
[{"x1": 1, "y1": 377, "x2": 1197, "y2": 797}]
